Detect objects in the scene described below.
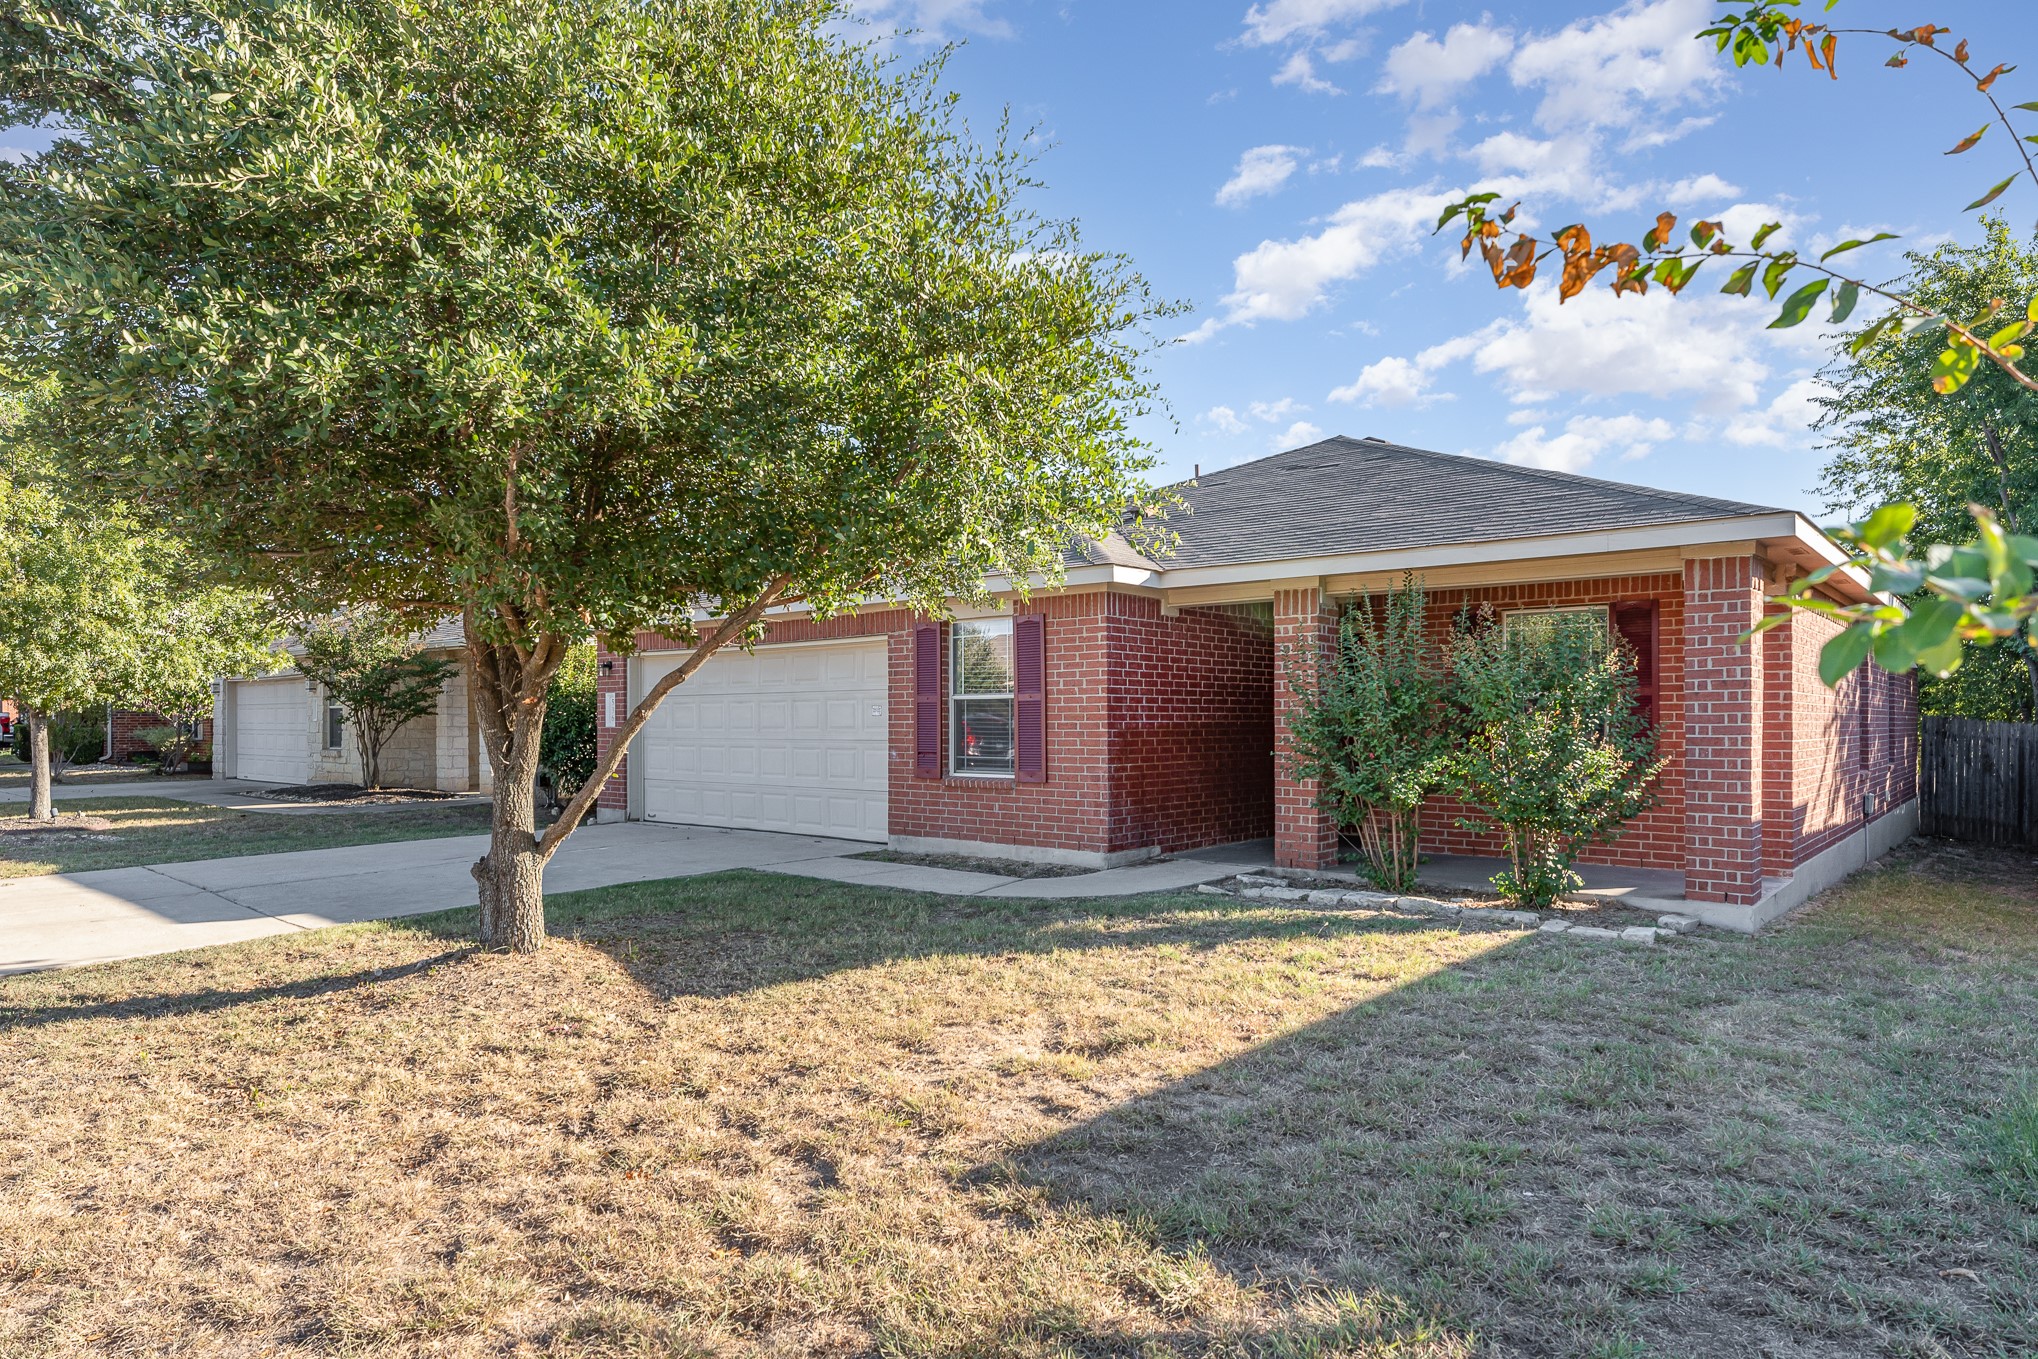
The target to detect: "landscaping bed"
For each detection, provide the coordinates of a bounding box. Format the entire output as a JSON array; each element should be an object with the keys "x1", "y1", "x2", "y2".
[
  {"x1": 0, "y1": 797, "x2": 493, "y2": 877},
  {"x1": 1, "y1": 842, "x2": 2034, "y2": 1356},
  {"x1": 248, "y1": 783, "x2": 473, "y2": 805}
]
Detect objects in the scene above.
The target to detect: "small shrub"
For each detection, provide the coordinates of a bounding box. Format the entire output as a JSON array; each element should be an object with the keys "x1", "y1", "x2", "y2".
[
  {"x1": 541, "y1": 645, "x2": 598, "y2": 801},
  {"x1": 47, "y1": 709, "x2": 103, "y2": 767},
  {"x1": 1283, "y1": 576, "x2": 1454, "y2": 891},
  {"x1": 1446, "y1": 610, "x2": 1664, "y2": 907},
  {"x1": 134, "y1": 722, "x2": 203, "y2": 772}
]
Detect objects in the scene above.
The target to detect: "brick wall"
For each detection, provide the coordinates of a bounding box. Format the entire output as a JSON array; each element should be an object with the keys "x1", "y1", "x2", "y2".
[
  {"x1": 597, "y1": 588, "x2": 1275, "y2": 858},
  {"x1": 1107, "y1": 599, "x2": 1274, "y2": 854},
  {"x1": 1768, "y1": 607, "x2": 1920, "y2": 871},
  {"x1": 1412, "y1": 573, "x2": 1688, "y2": 871},
  {"x1": 1682, "y1": 555, "x2": 1765, "y2": 904},
  {"x1": 108, "y1": 710, "x2": 214, "y2": 763},
  {"x1": 1274, "y1": 585, "x2": 1340, "y2": 869}
]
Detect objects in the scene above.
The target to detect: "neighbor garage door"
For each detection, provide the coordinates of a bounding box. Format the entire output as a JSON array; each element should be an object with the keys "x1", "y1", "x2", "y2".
[
  {"x1": 231, "y1": 678, "x2": 310, "y2": 784},
  {"x1": 637, "y1": 640, "x2": 887, "y2": 841}
]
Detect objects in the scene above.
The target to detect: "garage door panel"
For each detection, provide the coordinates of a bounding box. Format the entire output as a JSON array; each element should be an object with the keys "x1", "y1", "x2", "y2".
[
  {"x1": 640, "y1": 640, "x2": 886, "y2": 841},
  {"x1": 233, "y1": 678, "x2": 310, "y2": 785}
]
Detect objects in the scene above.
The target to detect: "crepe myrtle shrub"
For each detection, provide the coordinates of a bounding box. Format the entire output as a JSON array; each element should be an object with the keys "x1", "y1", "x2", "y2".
[
  {"x1": 1282, "y1": 576, "x2": 1454, "y2": 891},
  {"x1": 0, "y1": 0, "x2": 1169, "y2": 951},
  {"x1": 293, "y1": 611, "x2": 457, "y2": 791},
  {"x1": 1446, "y1": 611, "x2": 1665, "y2": 909}
]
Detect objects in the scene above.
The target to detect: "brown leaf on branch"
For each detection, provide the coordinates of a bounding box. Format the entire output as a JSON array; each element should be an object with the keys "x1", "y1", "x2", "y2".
[
  {"x1": 1954, "y1": 39, "x2": 1969, "y2": 63},
  {"x1": 1977, "y1": 63, "x2": 2014, "y2": 93},
  {"x1": 1641, "y1": 211, "x2": 1677, "y2": 252},
  {"x1": 1822, "y1": 33, "x2": 1838, "y2": 78}
]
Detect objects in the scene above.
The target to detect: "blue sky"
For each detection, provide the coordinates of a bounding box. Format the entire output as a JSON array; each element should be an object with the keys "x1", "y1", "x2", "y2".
[
  {"x1": 852, "y1": 0, "x2": 2038, "y2": 515},
  {"x1": 9, "y1": 1, "x2": 2037, "y2": 517}
]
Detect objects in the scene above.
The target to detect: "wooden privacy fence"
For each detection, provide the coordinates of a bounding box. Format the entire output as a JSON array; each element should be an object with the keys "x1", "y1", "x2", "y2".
[{"x1": 1919, "y1": 716, "x2": 2038, "y2": 848}]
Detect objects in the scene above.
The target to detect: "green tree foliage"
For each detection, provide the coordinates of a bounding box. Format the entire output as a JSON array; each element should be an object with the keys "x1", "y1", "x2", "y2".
[
  {"x1": 0, "y1": 392, "x2": 151, "y2": 818},
  {"x1": 0, "y1": 0, "x2": 1166, "y2": 949},
  {"x1": 1817, "y1": 219, "x2": 2038, "y2": 718},
  {"x1": 1446, "y1": 614, "x2": 1665, "y2": 909},
  {"x1": 1283, "y1": 578, "x2": 1454, "y2": 890},
  {"x1": 539, "y1": 645, "x2": 597, "y2": 805},
  {"x1": 294, "y1": 612, "x2": 457, "y2": 790}
]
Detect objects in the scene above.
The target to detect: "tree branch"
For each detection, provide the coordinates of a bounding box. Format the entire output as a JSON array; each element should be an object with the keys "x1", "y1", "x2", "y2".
[{"x1": 534, "y1": 576, "x2": 797, "y2": 862}]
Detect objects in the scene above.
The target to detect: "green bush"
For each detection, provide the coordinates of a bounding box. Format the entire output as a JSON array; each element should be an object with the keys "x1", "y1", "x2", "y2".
[
  {"x1": 541, "y1": 644, "x2": 598, "y2": 800},
  {"x1": 47, "y1": 710, "x2": 104, "y2": 766},
  {"x1": 1283, "y1": 576, "x2": 1455, "y2": 891},
  {"x1": 1447, "y1": 611, "x2": 1665, "y2": 908}
]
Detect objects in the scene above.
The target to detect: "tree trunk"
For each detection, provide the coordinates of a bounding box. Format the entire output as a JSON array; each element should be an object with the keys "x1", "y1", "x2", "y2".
[
  {"x1": 468, "y1": 633, "x2": 559, "y2": 953},
  {"x1": 23, "y1": 708, "x2": 53, "y2": 822}
]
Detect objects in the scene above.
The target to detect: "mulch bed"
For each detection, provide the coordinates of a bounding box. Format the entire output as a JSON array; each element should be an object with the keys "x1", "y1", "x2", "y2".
[
  {"x1": 249, "y1": 784, "x2": 471, "y2": 805},
  {"x1": 0, "y1": 813, "x2": 120, "y2": 845}
]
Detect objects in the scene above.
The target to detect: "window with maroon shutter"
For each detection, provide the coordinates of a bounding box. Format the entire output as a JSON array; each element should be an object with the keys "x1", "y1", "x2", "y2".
[
  {"x1": 913, "y1": 623, "x2": 941, "y2": 778},
  {"x1": 1610, "y1": 600, "x2": 1660, "y2": 726},
  {"x1": 1014, "y1": 614, "x2": 1045, "y2": 783}
]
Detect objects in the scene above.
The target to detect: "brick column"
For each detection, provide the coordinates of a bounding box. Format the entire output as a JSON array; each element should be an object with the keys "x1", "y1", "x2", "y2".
[
  {"x1": 594, "y1": 639, "x2": 630, "y2": 819},
  {"x1": 1273, "y1": 583, "x2": 1338, "y2": 870},
  {"x1": 1682, "y1": 556, "x2": 1765, "y2": 904}
]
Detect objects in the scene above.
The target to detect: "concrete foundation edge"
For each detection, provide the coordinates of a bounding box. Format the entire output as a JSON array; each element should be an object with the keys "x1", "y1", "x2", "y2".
[
  {"x1": 887, "y1": 834, "x2": 1158, "y2": 871},
  {"x1": 1676, "y1": 799, "x2": 1920, "y2": 934}
]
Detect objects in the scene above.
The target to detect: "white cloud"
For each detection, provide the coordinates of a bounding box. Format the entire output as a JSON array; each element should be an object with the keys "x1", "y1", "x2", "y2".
[
  {"x1": 1240, "y1": 0, "x2": 1405, "y2": 47},
  {"x1": 1622, "y1": 115, "x2": 1717, "y2": 151},
  {"x1": 1508, "y1": 0, "x2": 1726, "y2": 133},
  {"x1": 1213, "y1": 184, "x2": 1455, "y2": 329},
  {"x1": 1273, "y1": 419, "x2": 1326, "y2": 448},
  {"x1": 1249, "y1": 397, "x2": 1308, "y2": 423},
  {"x1": 1272, "y1": 51, "x2": 1342, "y2": 94},
  {"x1": 1177, "y1": 317, "x2": 1227, "y2": 345},
  {"x1": 1663, "y1": 173, "x2": 1741, "y2": 207},
  {"x1": 845, "y1": 0, "x2": 1012, "y2": 41},
  {"x1": 1494, "y1": 414, "x2": 1676, "y2": 472},
  {"x1": 1377, "y1": 22, "x2": 1514, "y2": 108},
  {"x1": 1718, "y1": 377, "x2": 1826, "y2": 448},
  {"x1": 1465, "y1": 285, "x2": 1778, "y2": 413},
  {"x1": 1463, "y1": 130, "x2": 1600, "y2": 201},
  {"x1": 1330, "y1": 355, "x2": 1433, "y2": 407},
  {"x1": 1202, "y1": 404, "x2": 1250, "y2": 435},
  {"x1": 1217, "y1": 145, "x2": 1308, "y2": 207}
]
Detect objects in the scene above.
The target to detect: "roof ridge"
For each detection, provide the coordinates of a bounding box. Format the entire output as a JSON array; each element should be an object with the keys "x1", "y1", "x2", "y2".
[{"x1": 1334, "y1": 436, "x2": 1779, "y2": 514}]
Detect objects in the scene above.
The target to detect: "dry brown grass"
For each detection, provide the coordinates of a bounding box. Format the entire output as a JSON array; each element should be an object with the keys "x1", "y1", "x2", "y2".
[{"x1": 1, "y1": 847, "x2": 2035, "y2": 1358}]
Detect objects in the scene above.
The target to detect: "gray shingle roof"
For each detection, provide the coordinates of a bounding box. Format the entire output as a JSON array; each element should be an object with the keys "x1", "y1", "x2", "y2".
[{"x1": 1151, "y1": 435, "x2": 1782, "y2": 570}]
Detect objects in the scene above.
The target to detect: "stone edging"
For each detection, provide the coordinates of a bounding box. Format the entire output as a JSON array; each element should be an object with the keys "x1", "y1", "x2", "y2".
[{"x1": 1197, "y1": 874, "x2": 1702, "y2": 946}]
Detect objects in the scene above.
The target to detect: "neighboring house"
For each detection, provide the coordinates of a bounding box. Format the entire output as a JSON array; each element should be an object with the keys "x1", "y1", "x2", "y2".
[
  {"x1": 212, "y1": 619, "x2": 491, "y2": 792},
  {"x1": 592, "y1": 436, "x2": 1920, "y2": 931},
  {"x1": 105, "y1": 707, "x2": 212, "y2": 763}
]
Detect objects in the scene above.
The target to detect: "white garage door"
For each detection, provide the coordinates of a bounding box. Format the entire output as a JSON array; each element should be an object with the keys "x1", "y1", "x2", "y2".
[
  {"x1": 638, "y1": 640, "x2": 887, "y2": 841},
  {"x1": 232, "y1": 678, "x2": 310, "y2": 785}
]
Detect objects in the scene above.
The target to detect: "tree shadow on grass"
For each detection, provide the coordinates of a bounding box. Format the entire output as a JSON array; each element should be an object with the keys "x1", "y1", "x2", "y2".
[{"x1": 0, "y1": 946, "x2": 474, "y2": 1031}]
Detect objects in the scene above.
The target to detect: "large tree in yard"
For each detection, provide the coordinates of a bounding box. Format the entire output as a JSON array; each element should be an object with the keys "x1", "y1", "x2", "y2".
[{"x1": 0, "y1": 0, "x2": 1167, "y2": 950}]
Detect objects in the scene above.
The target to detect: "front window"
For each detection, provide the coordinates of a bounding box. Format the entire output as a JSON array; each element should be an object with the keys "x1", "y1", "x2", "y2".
[
  {"x1": 324, "y1": 701, "x2": 345, "y2": 751},
  {"x1": 1502, "y1": 605, "x2": 1610, "y2": 647},
  {"x1": 951, "y1": 618, "x2": 1015, "y2": 776}
]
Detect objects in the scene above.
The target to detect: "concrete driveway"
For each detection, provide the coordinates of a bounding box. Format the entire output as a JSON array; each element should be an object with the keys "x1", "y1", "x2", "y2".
[{"x1": 0, "y1": 822, "x2": 872, "y2": 976}]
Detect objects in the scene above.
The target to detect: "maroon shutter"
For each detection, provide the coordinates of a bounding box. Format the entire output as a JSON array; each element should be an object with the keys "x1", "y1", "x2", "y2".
[
  {"x1": 1014, "y1": 614, "x2": 1045, "y2": 783},
  {"x1": 914, "y1": 623, "x2": 941, "y2": 778},
  {"x1": 1610, "y1": 600, "x2": 1660, "y2": 726}
]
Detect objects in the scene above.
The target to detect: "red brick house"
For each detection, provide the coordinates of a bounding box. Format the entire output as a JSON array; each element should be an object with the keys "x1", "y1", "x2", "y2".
[{"x1": 593, "y1": 437, "x2": 1918, "y2": 931}]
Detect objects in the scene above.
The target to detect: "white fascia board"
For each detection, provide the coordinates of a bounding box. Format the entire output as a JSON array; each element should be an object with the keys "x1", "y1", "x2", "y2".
[{"x1": 1151, "y1": 513, "x2": 1805, "y2": 591}]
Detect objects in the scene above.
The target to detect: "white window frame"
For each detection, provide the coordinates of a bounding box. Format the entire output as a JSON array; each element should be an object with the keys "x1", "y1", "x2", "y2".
[
  {"x1": 1501, "y1": 604, "x2": 1610, "y2": 644},
  {"x1": 324, "y1": 699, "x2": 346, "y2": 751},
  {"x1": 950, "y1": 617, "x2": 1016, "y2": 778}
]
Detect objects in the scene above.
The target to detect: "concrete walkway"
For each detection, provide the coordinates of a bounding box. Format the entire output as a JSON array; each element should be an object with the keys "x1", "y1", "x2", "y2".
[{"x1": 0, "y1": 824, "x2": 1253, "y2": 976}]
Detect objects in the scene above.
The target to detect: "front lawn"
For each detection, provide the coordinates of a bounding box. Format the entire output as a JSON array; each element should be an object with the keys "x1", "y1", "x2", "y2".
[
  {"x1": 1, "y1": 844, "x2": 2034, "y2": 1357},
  {"x1": 0, "y1": 751, "x2": 207, "y2": 788},
  {"x1": 0, "y1": 797, "x2": 493, "y2": 878}
]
